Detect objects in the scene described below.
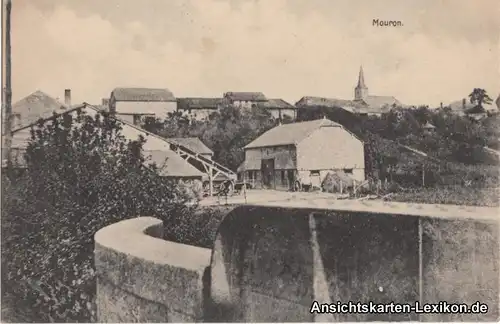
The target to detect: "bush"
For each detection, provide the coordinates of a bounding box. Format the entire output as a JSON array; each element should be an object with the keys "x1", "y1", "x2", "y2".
[
  {"x1": 2, "y1": 110, "x2": 189, "y2": 322},
  {"x1": 163, "y1": 206, "x2": 234, "y2": 249}
]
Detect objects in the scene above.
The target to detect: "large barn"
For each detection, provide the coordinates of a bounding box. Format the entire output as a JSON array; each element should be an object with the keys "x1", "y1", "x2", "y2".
[{"x1": 238, "y1": 117, "x2": 365, "y2": 191}]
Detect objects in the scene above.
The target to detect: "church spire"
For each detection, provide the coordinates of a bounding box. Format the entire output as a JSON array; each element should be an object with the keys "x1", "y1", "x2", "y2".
[
  {"x1": 357, "y1": 65, "x2": 366, "y2": 88},
  {"x1": 354, "y1": 65, "x2": 368, "y2": 100}
]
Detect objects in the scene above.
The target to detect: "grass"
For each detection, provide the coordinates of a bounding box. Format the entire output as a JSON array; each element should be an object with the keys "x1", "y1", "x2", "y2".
[{"x1": 386, "y1": 186, "x2": 499, "y2": 207}]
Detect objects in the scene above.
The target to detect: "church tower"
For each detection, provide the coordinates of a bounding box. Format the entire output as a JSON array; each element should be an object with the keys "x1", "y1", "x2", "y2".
[{"x1": 354, "y1": 66, "x2": 368, "y2": 101}]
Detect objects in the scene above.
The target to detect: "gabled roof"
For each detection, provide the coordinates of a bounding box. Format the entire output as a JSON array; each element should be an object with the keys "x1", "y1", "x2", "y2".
[
  {"x1": 224, "y1": 92, "x2": 267, "y2": 102},
  {"x1": 177, "y1": 97, "x2": 222, "y2": 110},
  {"x1": 244, "y1": 118, "x2": 360, "y2": 149},
  {"x1": 12, "y1": 91, "x2": 68, "y2": 129},
  {"x1": 167, "y1": 137, "x2": 213, "y2": 155},
  {"x1": 111, "y1": 87, "x2": 176, "y2": 102},
  {"x1": 143, "y1": 150, "x2": 205, "y2": 178},
  {"x1": 258, "y1": 98, "x2": 297, "y2": 109}
]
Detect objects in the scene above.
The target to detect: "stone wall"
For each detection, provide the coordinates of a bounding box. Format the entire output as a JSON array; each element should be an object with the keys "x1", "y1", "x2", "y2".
[
  {"x1": 95, "y1": 202, "x2": 499, "y2": 322},
  {"x1": 210, "y1": 203, "x2": 499, "y2": 322},
  {"x1": 94, "y1": 217, "x2": 211, "y2": 322}
]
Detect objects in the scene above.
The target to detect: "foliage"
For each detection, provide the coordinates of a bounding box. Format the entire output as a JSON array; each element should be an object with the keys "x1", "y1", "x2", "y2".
[
  {"x1": 468, "y1": 88, "x2": 493, "y2": 109},
  {"x1": 143, "y1": 105, "x2": 281, "y2": 171},
  {"x1": 163, "y1": 206, "x2": 234, "y2": 249},
  {"x1": 2, "y1": 110, "x2": 189, "y2": 322}
]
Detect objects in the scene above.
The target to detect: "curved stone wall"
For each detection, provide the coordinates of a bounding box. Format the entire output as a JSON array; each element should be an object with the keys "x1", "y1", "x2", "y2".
[
  {"x1": 210, "y1": 203, "x2": 499, "y2": 322},
  {"x1": 94, "y1": 203, "x2": 499, "y2": 322},
  {"x1": 94, "y1": 217, "x2": 211, "y2": 322}
]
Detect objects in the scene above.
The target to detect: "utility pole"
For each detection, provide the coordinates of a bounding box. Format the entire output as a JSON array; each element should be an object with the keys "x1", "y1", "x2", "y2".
[{"x1": 3, "y1": 0, "x2": 13, "y2": 165}]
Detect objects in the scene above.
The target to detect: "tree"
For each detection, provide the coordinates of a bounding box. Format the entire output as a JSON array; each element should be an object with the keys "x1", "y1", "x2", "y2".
[
  {"x1": 2, "y1": 109, "x2": 189, "y2": 322},
  {"x1": 468, "y1": 88, "x2": 493, "y2": 109}
]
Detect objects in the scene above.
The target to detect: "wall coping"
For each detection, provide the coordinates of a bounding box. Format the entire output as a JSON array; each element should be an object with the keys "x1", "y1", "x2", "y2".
[
  {"x1": 243, "y1": 200, "x2": 499, "y2": 222},
  {"x1": 95, "y1": 216, "x2": 210, "y2": 272}
]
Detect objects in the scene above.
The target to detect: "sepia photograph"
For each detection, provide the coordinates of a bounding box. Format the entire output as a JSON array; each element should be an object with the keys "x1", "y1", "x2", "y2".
[{"x1": 1, "y1": 0, "x2": 499, "y2": 322}]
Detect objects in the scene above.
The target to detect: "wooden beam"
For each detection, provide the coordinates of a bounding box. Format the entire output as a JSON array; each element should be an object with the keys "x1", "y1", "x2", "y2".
[{"x1": 209, "y1": 165, "x2": 213, "y2": 196}]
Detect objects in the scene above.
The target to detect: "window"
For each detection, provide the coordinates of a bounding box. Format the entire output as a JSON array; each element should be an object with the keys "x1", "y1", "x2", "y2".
[
  {"x1": 281, "y1": 170, "x2": 285, "y2": 183},
  {"x1": 133, "y1": 114, "x2": 141, "y2": 125},
  {"x1": 310, "y1": 170, "x2": 320, "y2": 176},
  {"x1": 344, "y1": 168, "x2": 353, "y2": 174}
]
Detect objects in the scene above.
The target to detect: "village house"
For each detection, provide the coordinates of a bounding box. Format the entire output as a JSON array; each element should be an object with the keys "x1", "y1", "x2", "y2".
[
  {"x1": 108, "y1": 87, "x2": 177, "y2": 125},
  {"x1": 296, "y1": 66, "x2": 404, "y2": 117},
  {"x1": 257, "y1": 98, "x2": 297, "y2": 120},
  {"x1": 237, "y1": 117, "x2": 365, "y2": 191},
  {"x1": 445, "y1": 98, "x2": 495, "y2": 120},
  {"x1": 221, "y1": 92, "x2": 297, "y2": 120},
  {"x1": 176, "y1": 98, "x2": 222, "y2": 120},
  {"x1": 2, "y1": 89, "x2": 73, "y2": 164},
  {"x1": 223, "y1": 91, "x2": 268, "y2": 109},
  {"x1": 10, "y1": 89, "x2": 72, "y2": 129}
]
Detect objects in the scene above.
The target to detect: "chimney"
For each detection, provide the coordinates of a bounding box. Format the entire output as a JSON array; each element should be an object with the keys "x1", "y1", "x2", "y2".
[
  {"x1": 64, "y1": 89, "x2": 71, "y2": 106},
  {"x1": 440, "y1": 102, "x2": 443, "y2": 109},
  {"x1": 462, "y1": 98, "x2": 466, "y2": 109},
  {"x1": 102, "y1": 98, "x2": 109, "y2": 107}
]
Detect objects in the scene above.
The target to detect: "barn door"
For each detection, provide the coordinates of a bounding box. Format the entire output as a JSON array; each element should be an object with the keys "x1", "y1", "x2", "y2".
[{"x1": 261, "y1": 158, "x2": 275, "y2": 189}]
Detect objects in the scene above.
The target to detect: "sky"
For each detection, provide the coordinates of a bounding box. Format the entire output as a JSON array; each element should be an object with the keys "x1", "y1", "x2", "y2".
[{"x1": 5, "y1": 0, "x2": 500, "y2": 107}]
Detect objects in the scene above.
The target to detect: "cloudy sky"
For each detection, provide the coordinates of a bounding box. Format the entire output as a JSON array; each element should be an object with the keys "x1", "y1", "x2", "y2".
[{"x1": 6, "y1": 0, "x2": 500, "y2": 106}]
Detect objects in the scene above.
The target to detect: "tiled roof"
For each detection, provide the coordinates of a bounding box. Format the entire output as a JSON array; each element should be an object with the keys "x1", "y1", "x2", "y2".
[
  {"x1": 224, "y1": 92, "x2": 267, "y2": 102},
  {"x1": 177, "y1": 98, "x2": 222, "y2": 110},
  {"x1": 143, "y1": 150, "x2": 205, "y2": 178},
  {"x1": 111, "y1": 87, "x2": 176, "y2": 102},
  {"x1": 245, "y1": 118, "x2": 344, "y2": 149},
  {"x1": 12, "y1": 91, "x2": 67, "y2": 129},
  {"x1": 167, "y1": 137, "x2": 213, "y2": 155},
  {"x1": 258, "y1": 99, "x2": 296, "y2": 109}
]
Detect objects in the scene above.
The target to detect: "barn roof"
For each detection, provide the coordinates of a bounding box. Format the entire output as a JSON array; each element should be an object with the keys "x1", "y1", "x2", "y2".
[
  {"x1": 111, "y1": 87, "x2": 176, "y2": 102},
  {"x1": 244, "y1": 118, "x2": 359, "y2": 149},
  {"x1": 143, "y1": 150, "x2": 205, "y2": 178},
  {"x1": 167, "y1": 137, "x2": 213, "y2": 155},
  {"x1": 224, "y1": 92, "x2": 267, "y2": 102}
]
